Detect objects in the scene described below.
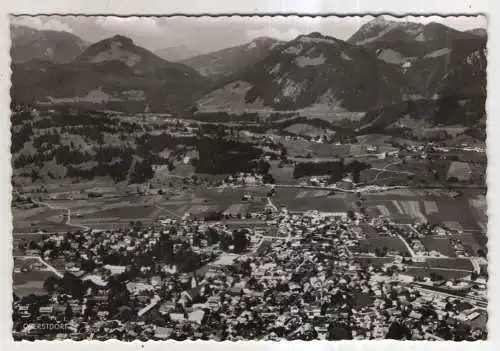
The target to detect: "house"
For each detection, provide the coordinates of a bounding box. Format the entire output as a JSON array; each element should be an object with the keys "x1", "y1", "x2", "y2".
[
  {"x1": 154, "y1": 327, "x2": 173, "y2": 340},
  {"x1": 188, "y1": 310, "x2": 205, "y2": 324},
  {"x1": 169, "y1": 313, "x2": 186, "y2": 322},
  {"x1": 39, "y1": 306, "x2": 53, "y2": 315}
]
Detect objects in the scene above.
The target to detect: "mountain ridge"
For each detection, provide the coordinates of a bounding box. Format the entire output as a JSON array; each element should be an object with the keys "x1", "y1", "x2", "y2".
[
  {"x1": 11, "y1": 34, "x2": 209, "y2": 113},
  {"x1": 11, "y1": 24, "x2": 89, "y2": 63},
  {"x1": 181, "y1": 36, "x2": 282, "y2": 79}
]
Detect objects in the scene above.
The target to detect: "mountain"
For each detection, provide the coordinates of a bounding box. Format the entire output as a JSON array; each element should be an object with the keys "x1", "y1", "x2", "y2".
[
  {"x1": 11, "y1": 35, "x2": 208, "y2": 113},
  {"x1": 358, "y1": 41, "x2": 486, "y2": 134},
  {"x1": 348, "y1": 17, "x2": 486, "y2": 98},
  {"x1": 197, "y1": 32, "x2": 408, "y2": 114},
  {"x1": 10, "y1": 24, "x2": 88, "y2": 63},
  {"x1": 155, "y1": 45, "x2": 202, "y2": 62},
  {"x1": 348, "y1": 17, "x2": 476, "y2": 48},
  {"x1": 182, "y1": 37, "x2": 282, "y2": 79},
  {"x1": 467, "y1": 28, "x2": 487, "y2": 37}
]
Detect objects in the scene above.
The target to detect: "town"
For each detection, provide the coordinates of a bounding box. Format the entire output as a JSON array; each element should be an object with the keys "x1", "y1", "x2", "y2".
[{"x1": 13, "y1": 184, "x2": 488, "y2": 340}]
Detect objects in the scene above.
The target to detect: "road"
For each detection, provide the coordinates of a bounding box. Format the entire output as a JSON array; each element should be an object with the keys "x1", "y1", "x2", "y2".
[
  {"x1": 395, "y1": 223, "x2": 484, "y2": 263},
  {"x1": 412, "y1": 285, "x2": 487, "y2": 309},
  {"x1": 469, "y1": 257, "x2": 481, "y2": 274},
  {"x1": 155, "y1": 204, "x2": 182, "y2": 218},
  {"x1": 137, "y1": 295, "x2": 161, "y2": 317},
  {"x1": 266, "y1": 196, "x2": 278, "y2": 212},
  {"x1": 371, "y1": 160, "x2": 409, "y2": 184},
  {"x1": 396, "y1": 233, "x2": 417, "y2": 258},
  {"x1": 370, "y1": 167, "x2": 415, "y2": 175},
  {"x1": 14, "y1": 189, "x2": 92, "y2": 232},
  {"x1": 14, "y1": 255, "x2": 63, "y2": 278}
]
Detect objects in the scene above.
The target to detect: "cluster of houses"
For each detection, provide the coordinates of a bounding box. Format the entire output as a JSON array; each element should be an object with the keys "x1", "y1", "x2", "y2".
[{"x1": 13, "y1": 205, "x2": 488, "y2": 341}]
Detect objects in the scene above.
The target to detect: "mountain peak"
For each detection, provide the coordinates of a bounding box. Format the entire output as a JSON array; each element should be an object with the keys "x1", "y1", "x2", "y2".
[
  {"x1": 10, "y1": 24, "x2": 88, "y2": 63},
  {"x1": 366, "y1": 15, "x2": 393, "y2": 27},
  {"x1": 108, "y1": 35, "x2": 134, "y2": 47},
  {"x1": 251, "y1": 36, "x2": 277, "y2": 43},
  {"x1": 297, "y1": 32, "x2": 340, "y2": 45}
]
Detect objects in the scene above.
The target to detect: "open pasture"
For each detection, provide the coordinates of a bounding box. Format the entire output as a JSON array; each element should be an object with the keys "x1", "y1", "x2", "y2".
[
  {"x1": 272, "y1": 187, "x2": 349, "y2": 213},
  {"x1": 405, "y1": 266, "x2": 472, "y2": 280},
  {"x1": 412, "y1": 257, "x2": 474, "y2": 271},
  {"x1": 421, "y1": 236, "x2": 456, "y2": 257},
  {"x1": 453, "y1": 232, "x2": 485, "y2": 256},
  {"x1": 13, "y1": 262, "x2": 56, "y2": 297},
  {"x1": 354, "y1": 235, "x2": 410, "y2": 255},
  {"x1": 354, "y1": 256, "x2": 394, "y2": 268},
  {"x1": 83, "y1": 205, "x2": 157, "y2": 219},
  {"x1": 269, "y1": 162, "x2": 295, "y2": 184},
  {"x1": 12, "y1": 186, "x2": 271, "y2": 231},
  {"x1": 361, "y1": 189, "x2": 486, "y2": 231}
]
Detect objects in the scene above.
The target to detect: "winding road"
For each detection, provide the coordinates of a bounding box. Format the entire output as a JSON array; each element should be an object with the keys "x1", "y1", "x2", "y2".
[
  {"x1": 14, "y1": 189, "x2": 91, "y2": 231},
  {"x1": 14, "y1": 255, "x2": 63, "y2": 278},
  {"x1": 371, "y1": 161, "x2": 411, "y2": 184}
]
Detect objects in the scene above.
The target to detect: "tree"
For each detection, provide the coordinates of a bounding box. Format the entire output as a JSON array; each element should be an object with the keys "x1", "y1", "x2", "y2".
[
  {"x1": 43, "y1": 276, "x2": 59, "y2": 294},
  {"x1": 129, "y1": 159, "x2": 154, "y2": 184},
  {"x1": 80, "y1": 259, "x2": 97, "y2": 273},
  {"x1": 386, "y1": 321, "x2": 411, "y2": 340},
  {"x1": 262, "y1": 173, "x2": 275, "y2": 184},
  {"x1": 65, "y1": 304, "x2": 73, "y2": 320},
  {"x1": 327, "y1": 322, "x2": 352, "y2": 340},
  {"x1": 233, "y1": 229, "x2": 249, "y2": 253}
]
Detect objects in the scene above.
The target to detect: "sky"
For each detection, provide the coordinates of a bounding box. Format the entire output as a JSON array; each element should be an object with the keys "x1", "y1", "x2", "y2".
[{"x1": 10, "y1": 15, "x2": 487, "y2": 54}]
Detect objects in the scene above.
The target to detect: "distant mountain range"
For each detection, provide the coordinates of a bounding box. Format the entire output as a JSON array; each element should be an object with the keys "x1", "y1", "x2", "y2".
[
  {"x1": 347, "y1": 17, "x2": 486, "y2": 97},
  {"x1": 181, "y1": 37, "x2": 282, "y2": 79},
  {"x1": 10, "y1": 19, "x2": 487, "y2": 131},
  {"x1": 154, "y1": 45, "x2": 202, "y2": 62},
  {"x1": 11, "y1": 24, "x2": 89, "y2": 63},
  {"x1": 197, "y1": 32, "x2": 408, "y2": 113},
  {"x1": 11, "y1": 35, "x2": 208, "y2": 113}
]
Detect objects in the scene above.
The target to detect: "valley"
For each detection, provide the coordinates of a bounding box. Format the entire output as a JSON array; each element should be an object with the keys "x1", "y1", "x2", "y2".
[{"x1": 10, "y1": 15, "x2": 488, "y2": 342}]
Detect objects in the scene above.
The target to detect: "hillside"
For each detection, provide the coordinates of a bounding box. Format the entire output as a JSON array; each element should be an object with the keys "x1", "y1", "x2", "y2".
[
  {"x1": 467, "y1": 28, "x2": 487, "y2": 37},
  {"x1": 347, "y1": 17, "x2": 485, "y2": 98},
  {"x1": 358, "y1": 41, "x2": 486, "y2": 137},
  {"x1": 11, "y1": 35, "x2": 209, "y2": 113},
  {"x1": 10, "y1": 24, "x2": 88, "y2": 63},
  {"x1": 182, "y1": 37, "x2": 282, "y2": 79},
  {"x1": 197, "y1": 32, "x2": 408, "y2": 114}
]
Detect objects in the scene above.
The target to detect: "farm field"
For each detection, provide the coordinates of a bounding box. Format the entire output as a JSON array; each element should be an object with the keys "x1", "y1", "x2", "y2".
[
  {"x1": 268, "y1": 161, "x2": 295, "y2": 184},
  {"x1": 354, "y1": 256, "x2": 394, "y2": 268},
  {"x1": 360, "y1": 189, "x2": 487, "y2": 232},
  {"x1": 12, "y1": 186, "x2": 272, "y2": 232},
  {"x1": 404, "y1": 266, "x2": 472, "y2": 280},
  {"x1": 360, "y1": 158, "x2": 485, "y2": 187},
  {"x1": 453, "y1": 232, "x2": 485, "y2": 256},
  {"x1": 421, "y1": 236, "x2": 456, "y2": 257},
  {"x1": 13, "y1": 257, "x2": 57, "y2": 297},
  {"x1": 412, "y1": 257, "x2": 474, "y2": 271},
  {"x1": 354, "y1": 235, "x2": 410, "y2": 255},
  {"x1": 271, "y1": 188, "x2": 349, "y2": 213}
]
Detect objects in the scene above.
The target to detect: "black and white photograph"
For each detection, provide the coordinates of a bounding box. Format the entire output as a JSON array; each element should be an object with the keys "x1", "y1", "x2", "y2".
[{"x1": 9, "y1": 14, "x2": 488, "y2": 341}]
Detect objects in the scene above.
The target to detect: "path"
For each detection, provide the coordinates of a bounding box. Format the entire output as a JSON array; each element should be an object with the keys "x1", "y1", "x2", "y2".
[
  {"x1": 266, "y1": 196, "x2": 278, "y2": 212},
  {"x1": 14, "y1": 189, "x2": 91, "y2": 231},
  {"x1": 15, "y1": 255, "x2": 63, "y2": 278},
  {"x1": 412, "y1": 285, "x2": 487, "y2": 309},
  {"x1": 371, "y1": 161, "x2": 406, "y2": 184},
  {"x1": 396, "y1": 233, "x2": 417, "y2": 258},
  {"x1": 155, "y1": 204, "x2": 182, "y2": 218},
  {"x1": 470, "y1": 257, "x2": 481, "y2": 274},
  {"x1": 137, "y1": 295, "x2": 161, "y2": 317}
]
